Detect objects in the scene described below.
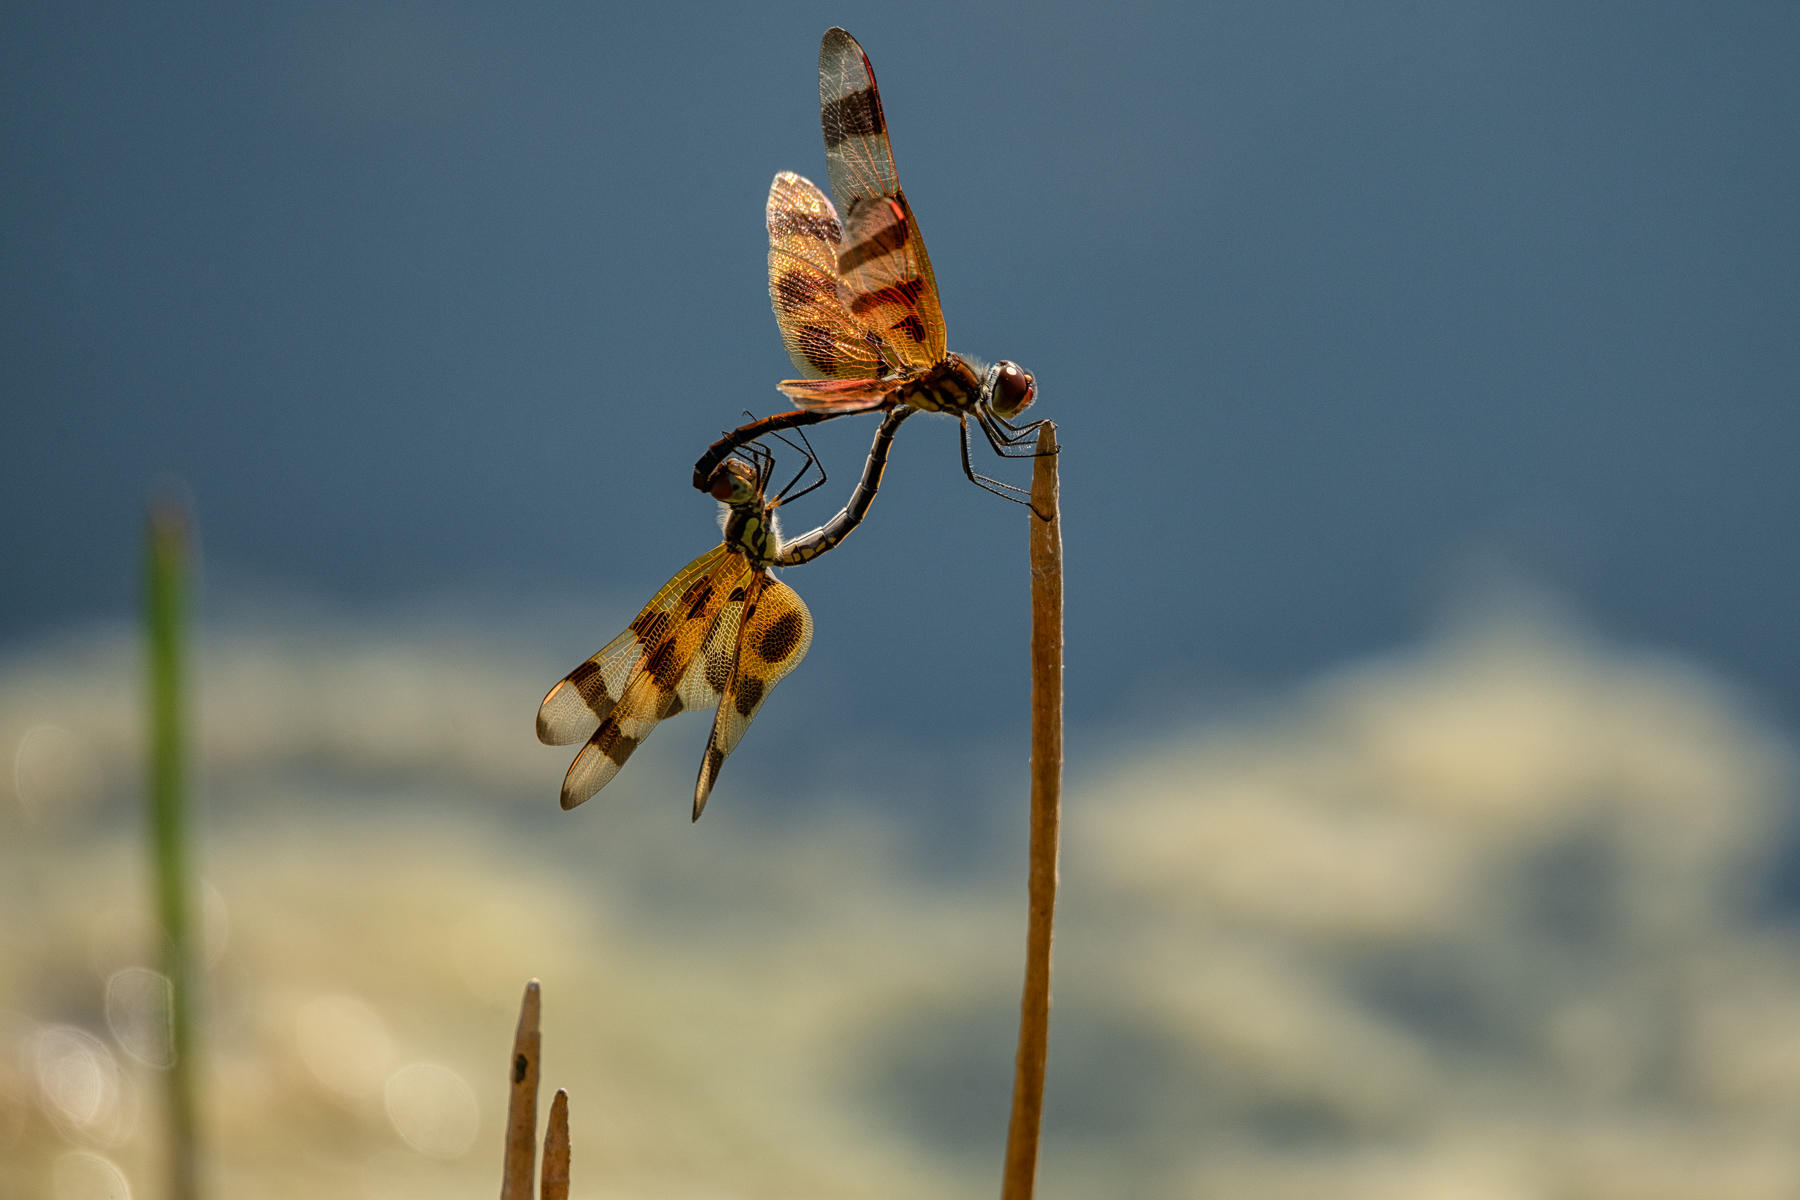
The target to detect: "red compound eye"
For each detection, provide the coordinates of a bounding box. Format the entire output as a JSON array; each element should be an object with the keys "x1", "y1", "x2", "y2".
[
  {"x1": 993, "y1": 362, "x2": 1036, "y2": 417},
  {"x1": 708, "y1": 461, "x2": 756, "y2": 502}
]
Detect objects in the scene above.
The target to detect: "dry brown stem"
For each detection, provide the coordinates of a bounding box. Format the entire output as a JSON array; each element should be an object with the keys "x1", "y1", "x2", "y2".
[
  {"x1": 541, "y1": 1089, "x2": 570, "y2": 1200},
  {"x1": 1001, "y1": 422, "x2": 1063, "y2": 1200},
  {"x1": 501, "y1": 979, "x2": 542, "y2": 1200}
]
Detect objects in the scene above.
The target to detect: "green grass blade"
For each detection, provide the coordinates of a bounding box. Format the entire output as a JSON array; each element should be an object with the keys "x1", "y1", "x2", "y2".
[{"x1": 147, "y1": 494, "x2": 201, "y2": 1200}]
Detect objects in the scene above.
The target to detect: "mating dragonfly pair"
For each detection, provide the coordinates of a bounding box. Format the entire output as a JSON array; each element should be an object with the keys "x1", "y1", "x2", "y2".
[{"x1": 538, "y1": 28, "x2": 1047, "y2": 819}]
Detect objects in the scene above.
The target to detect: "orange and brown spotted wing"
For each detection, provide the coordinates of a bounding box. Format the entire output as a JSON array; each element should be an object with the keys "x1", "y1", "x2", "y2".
[
  {"x1": 817, "y1": 27, "x2": 946, "y2": 368},
  {"x1": 671, "y1": 574, "x2": 750, "y2": 718},
  {"x1": 767, "y1": 171, "x2": 883, "y2": 381},
  {"x1": 536, "y1": 545, "x2": 731, "y2": 747},
  {"x1": 692, "y1": 572, "x2": 814, "y2": 819},
  {"x1": 544, "y1": 547, "x2": 755, "y2": 810}
]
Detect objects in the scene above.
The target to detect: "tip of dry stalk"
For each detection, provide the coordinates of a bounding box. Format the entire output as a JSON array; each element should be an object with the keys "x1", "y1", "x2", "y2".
[
  {"x1": 1029, "y1": 423, "x2": 1059, "y2": 524},
  {"x1": 541, "y1": 1089, "x2": 571, "y2": 1200}
]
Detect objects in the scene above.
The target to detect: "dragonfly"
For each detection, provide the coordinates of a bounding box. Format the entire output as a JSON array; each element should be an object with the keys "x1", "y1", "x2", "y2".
[
  {"x1": 693, "y1": 27, "x2": 1046, "y2": 506},
  {"x1": 538, "y1": 406, "x2": 914, "y2": 819}
]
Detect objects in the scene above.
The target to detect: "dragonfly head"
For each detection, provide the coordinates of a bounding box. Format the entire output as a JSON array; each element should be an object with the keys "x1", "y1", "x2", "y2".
[
  {"x1": 982, "y1": 360, "x2": 1037, "y2": 420},
  {"x1": 705, "y1": 458, "x2": 762, "y2": 507}
]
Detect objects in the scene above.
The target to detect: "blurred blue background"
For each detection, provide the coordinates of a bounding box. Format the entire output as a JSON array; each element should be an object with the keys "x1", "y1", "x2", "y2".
[
  {"x1": 6, "y1": 5, "x2": 1800, "y2": 1195},
  {"x1": 7, "y1": 1, "x2": 1796, "y2": 748}
]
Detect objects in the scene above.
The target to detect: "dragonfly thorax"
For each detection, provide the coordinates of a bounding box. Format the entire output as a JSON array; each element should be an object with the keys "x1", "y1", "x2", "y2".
[
  {"x1": 707, "y1": 459, "x2": 783, "y2": 567},
  {"x1": 899, "y1": 355, "x2": 1037, "y2": 422},
  {"x1": 722, "y1": 502, "x2": 782, "y2": 569},
  {"x1": 900, "y1": 354, "x2": 986, "y2": 415}
]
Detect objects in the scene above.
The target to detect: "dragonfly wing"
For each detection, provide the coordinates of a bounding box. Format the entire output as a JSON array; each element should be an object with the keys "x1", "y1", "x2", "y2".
[{"x1": 692, "y1": 572, "x2": 814, "y2": 819}]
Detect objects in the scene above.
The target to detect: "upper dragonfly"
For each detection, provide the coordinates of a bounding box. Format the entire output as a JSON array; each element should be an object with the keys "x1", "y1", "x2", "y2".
[
  {"x1": 693, "y1": 27, "x2": 1046, "y2": 505},
  {"x1": 540, "y1": 407, "x2": 913, "y2": 819}
]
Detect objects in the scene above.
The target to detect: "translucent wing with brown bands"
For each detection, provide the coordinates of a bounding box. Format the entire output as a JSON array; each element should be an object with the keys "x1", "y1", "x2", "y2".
[
  {"x1": 558, "y1": 550, "x2": 755, "y2": 810},
  {"x1": 536, "y1": 544, "x2": 731, "y2": 746},
  {"x1": 819, "y1": 28, "x2": 900, "y2": 208},
  {"x1": 693, "y1": 572, "x2": 815, "y2": 819},
  {"x1": 838, "y1": 191, "x2": 943, "y2": 368},
  {"x1": 774, "y1": 376, "x2": 896, "y2": 413},
  {"x1": 817, "y1": 27, "x2": 946, "y2": 367},
  {"x1": 767, "y1": 171, "x2": 883, "y2": 380}
]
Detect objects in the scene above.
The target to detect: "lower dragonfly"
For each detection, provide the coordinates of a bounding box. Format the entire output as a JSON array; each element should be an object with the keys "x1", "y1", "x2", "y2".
[{"x1": 538, "y1": 406, "x2": 913, "y2": 819}]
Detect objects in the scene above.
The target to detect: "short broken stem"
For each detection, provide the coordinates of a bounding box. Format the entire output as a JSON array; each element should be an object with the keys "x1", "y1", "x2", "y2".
[{"x1": 540, "y1": 1089, "x2": 570, "y2": 1200}]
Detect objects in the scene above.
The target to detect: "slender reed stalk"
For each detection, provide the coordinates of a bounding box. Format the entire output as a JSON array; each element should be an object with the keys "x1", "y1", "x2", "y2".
[
  {"x1": 146, "y1": 495, "x2": 201, "y2": 1200},
  {"x1": 499, "y1": 979, "x2": 575, "y2": 1199},
  {"x1": 541, "y1": 1089, "x2": 571, "y2": 1200},
  {"x1": 501, "y1": 980, "x2": 543, "y2": 1200},
  {"x1": 1001, "y1": 423, "x2": 1062, "y2": 1200}
]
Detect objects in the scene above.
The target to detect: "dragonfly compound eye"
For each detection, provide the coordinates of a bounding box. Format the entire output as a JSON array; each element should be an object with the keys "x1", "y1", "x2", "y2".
[
  {"x1": 708, "y1": 460, "x2": 759, "y2": 504},
  {"x1": 991, "y1": 361, "x2": 1037, "y2": 419}
]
